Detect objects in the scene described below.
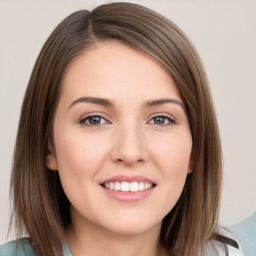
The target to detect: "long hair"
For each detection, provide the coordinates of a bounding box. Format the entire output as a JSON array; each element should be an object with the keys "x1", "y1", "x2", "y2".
[{"x1": 10, "y1": 2, "x2": 224, "y2": 255}]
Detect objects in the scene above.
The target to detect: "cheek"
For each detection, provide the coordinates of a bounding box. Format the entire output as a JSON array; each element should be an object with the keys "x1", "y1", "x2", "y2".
[
  {"x1": 153, "y1": 132, "x2": 192, "y2": 171},
  {"x1": 54, "y1": 130, "x2": 108, "y2": 176},
  {"x1": 53, "y1": 131, "x2": 109, "y2": 209},
  {"x1": 150, "y1": 132, "x2": 192, "y2": 193}
]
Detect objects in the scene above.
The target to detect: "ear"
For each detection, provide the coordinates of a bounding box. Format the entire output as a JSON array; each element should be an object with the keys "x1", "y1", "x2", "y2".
[{"x1": 46, "y1": 139, "x2": 58, "y2": 171}]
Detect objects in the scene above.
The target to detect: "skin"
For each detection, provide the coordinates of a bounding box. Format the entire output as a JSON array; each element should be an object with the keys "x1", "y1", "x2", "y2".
[{"x1": 46, "y1": 41, "x2": 192, "y2": 256}]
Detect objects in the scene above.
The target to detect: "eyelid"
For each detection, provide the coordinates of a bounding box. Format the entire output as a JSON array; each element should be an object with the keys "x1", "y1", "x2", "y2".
[
  {"x1": 149, "y1": 112, "x2": 176, "y2": 120},
  {"x1": 78, "y1": 112, "x2": 112, "y2": 126},
  {"x1": 77, "y1": 112, "x2": 176, "y2": 127},
  {"x1": 147, "y1": 113, "x2": 176, "y2": 125}
]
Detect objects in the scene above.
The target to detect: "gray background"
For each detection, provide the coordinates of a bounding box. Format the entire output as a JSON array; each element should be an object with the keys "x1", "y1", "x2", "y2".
[{"x1": 1, "y1": 0, "x2": 255, "y2": 243}]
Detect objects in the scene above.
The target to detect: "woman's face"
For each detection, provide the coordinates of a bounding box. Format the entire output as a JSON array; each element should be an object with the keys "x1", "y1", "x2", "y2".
[{"x1": 47, "y1": 42, "x2": 192, "y2": 236}]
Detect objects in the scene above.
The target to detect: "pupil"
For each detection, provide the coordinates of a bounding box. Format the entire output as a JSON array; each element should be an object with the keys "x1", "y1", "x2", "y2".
[
  {"x1": 154, "y1": 116, "x2": 165, "y2": 124},
  {"x1": 89, "y1": 116, "x2": 101, "y2": 124}
]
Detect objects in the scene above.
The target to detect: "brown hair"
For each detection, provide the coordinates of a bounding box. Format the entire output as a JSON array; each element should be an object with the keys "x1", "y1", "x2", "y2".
[{"x1": 10, "y1": 2, "x2": 227, "y2": 256}]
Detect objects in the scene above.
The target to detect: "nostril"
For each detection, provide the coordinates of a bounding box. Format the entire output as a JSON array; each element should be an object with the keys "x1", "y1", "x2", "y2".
[{"x1": 115, "y1": 157, "x2": 144, "y2": 166}]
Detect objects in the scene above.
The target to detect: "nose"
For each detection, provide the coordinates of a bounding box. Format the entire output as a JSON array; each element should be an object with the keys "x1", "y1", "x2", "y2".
[{"x1": 110, "y1": 121, "x2": 148, "y2": 166}]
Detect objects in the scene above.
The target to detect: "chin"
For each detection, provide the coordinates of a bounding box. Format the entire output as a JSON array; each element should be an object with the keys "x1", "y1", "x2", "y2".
[{"x1": 99, "y1": 215, "x2": 162, "y2": 236}]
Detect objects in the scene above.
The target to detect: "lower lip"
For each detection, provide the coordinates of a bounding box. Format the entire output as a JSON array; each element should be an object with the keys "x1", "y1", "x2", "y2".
[{"x1": 101, "y1": 186, "x2": 156, "y2": 202}]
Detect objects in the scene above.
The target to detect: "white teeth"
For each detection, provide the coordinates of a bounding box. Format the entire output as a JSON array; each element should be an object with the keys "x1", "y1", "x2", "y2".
[
  {"x1": 114, "y1": 181, "x2": 121, "y2": 191},
  {"x1": 103, "y1": 181, "x2": 154, "y2": 192},
  {"x1": 130, "y1": 182, "x2": 138, "y2": 192},
  {"x1": 121, "y1": 182, "x2": 129, "y2": 192},
  {"x1": 109, "y1": 182, "x2": 114, "y2": 190},
  {"x1": 138, "y1": 182, "x2": 145, "y2": 191}
]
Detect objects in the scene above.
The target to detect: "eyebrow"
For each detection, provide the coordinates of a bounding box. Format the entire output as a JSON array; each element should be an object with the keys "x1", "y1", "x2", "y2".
[
  {"x1": 145, "y1": 98, "x2": 184, "y2": 109},
  {"x1": 68, "y1": 97, "x2": 184, "y2": 109},
  {"x1": 69, "y1": 97, "x2": 114, "y2": 109}
]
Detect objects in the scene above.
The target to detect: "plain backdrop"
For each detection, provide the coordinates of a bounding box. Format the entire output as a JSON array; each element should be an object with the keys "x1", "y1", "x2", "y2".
[{"x1": 0, "y1": 0, "x2": 255, "y2": 243}]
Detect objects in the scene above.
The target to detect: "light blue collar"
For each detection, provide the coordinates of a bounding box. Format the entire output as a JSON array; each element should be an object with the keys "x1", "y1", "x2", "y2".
[{"x1": 63, "y1": 241, "x2": 72, "y2": 256}]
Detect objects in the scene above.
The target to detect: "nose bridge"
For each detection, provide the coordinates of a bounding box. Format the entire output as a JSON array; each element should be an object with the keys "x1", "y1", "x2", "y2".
[{"x1": 111, "y1": 117, "x2": 147, "y2": 165}]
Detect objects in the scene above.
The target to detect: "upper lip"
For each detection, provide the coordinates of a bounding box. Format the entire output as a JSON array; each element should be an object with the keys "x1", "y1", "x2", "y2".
[{"x1": 100, "y1": 175, "x2": 156, "y2": 185}]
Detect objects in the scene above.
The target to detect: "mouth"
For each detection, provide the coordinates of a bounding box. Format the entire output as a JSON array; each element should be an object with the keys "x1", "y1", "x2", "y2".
[
  {"x1": 101, "y1": 181, "x2": 156, "y2": 192},
  {"x1": 100, "y1": 175, "x2": 156, "y2": 202}
]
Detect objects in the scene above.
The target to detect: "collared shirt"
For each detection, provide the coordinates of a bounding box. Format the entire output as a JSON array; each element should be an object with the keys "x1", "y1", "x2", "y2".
[
  {"x1": 0, "y1": 235, "x2": 245, "y2": 256},
  {"x1": 232, "y1": 211, "x2": 256, "y2": 256},
  {"x1": 0, "y1": 239, "x2": 71, "y2": 256}
]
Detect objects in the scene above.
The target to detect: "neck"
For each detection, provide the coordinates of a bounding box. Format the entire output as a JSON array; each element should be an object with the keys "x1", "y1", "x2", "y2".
[{"x1": 65, "y1": 211, "x2": 166, "y2": 256}]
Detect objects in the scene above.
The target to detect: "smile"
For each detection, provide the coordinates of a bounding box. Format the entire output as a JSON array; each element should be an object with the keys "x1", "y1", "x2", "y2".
[
  {"x1": 100, "y1": 175, "x2": 156, "y2": 202},
  {"x1": 103, "y1": 181, "x2": 154, "y2": 192}
]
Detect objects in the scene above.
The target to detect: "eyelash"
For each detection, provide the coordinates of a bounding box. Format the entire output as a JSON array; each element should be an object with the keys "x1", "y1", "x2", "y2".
[
  {"x1": 79, "y1": 113, "x2": 176, "y2": 127},
  {"x1": 148, "y1": 114, "x2": 176, "y2": 126},
  {"x1": 79, "y1": 114, "x2": 109, "y2": 127}
]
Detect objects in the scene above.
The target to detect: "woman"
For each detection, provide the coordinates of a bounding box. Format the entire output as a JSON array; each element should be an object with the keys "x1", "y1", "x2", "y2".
[{"x1": 0, "y1": 2, "x2": 244, "y2": 256}]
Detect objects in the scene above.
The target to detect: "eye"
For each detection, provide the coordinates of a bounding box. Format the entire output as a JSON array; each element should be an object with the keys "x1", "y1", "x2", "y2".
[
  {"x1": 148, "y1": 115, "x2": 176, "y2": 126},
  {"x1": 79, "y1": 115, "x2": 109, "y2": 126}
]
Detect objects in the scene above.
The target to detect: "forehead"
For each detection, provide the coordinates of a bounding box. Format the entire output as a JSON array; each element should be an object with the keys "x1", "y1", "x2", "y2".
[{"x1": 60, "y1": 41, "x2": 181, "y2": 104}]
